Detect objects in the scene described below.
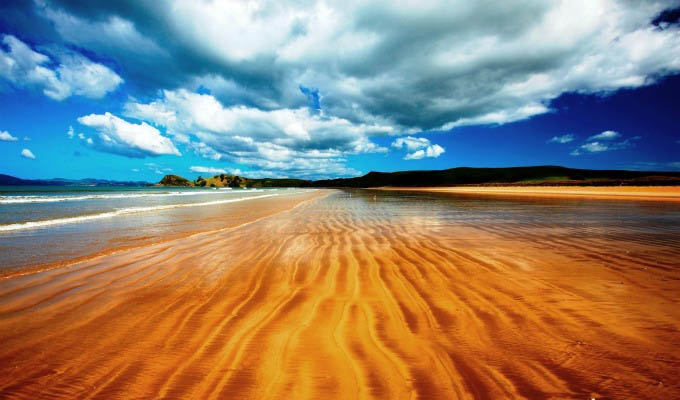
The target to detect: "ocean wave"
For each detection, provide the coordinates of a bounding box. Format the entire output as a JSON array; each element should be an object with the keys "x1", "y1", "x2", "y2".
[
  {"x1": 0, "y1": 189, "x2": 271, "y2": 204},
  {"x1": 0, "y1": 192, "x2": 287, "y2": 232}
]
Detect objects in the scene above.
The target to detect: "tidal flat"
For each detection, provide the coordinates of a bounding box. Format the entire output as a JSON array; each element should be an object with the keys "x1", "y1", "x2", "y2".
[{"x1": 1, "y1": 189, "x2": 679, "y2": 399}]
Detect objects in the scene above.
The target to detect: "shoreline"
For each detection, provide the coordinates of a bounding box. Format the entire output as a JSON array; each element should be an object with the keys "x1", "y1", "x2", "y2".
[
  {"x1": 374, "y1": 185, "x2": 680, "y2": 202},
  {"x1": 0, "y1": 189, "x2": 332, "y2": 280}
]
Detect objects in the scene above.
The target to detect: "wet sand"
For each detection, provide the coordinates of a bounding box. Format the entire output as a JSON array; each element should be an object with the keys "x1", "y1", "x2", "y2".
[
  {"x1": 1, "y1": 190, "x2": 679, "y2": 399},
  {"x1": 378, "y1": 185, "x2": 680, "y2": 202}
]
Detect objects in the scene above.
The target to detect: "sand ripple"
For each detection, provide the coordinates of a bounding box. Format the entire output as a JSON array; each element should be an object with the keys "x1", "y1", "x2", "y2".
[{"x1": 1, "y1": 190, "x2": 679, "y2": 399}]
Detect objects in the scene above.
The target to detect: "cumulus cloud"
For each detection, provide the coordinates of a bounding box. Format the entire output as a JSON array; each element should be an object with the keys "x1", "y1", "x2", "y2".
[
  {"x1": 391, "y1": 136, "x2": 431, "y2": 151},
  {"x1": 20, "y1": 0, "x2": 680, "y2": 132},
  {"x1": 547, "y1": 134, "x2": 575, "y2": 144},
  {"x1": 587, "y1": 130, "x2": 621, "y2": 141},
  {"x1": 77, "y1": 112, "x2": 181, "y2": 158},
  {"x1": 403, "y1": 145, "x2": 445, "y2": 160},
  {"x1": 0, "y1": 34, "x2": 123, "y2": 100},
  {"x1": 571, "y1": 133, "x2": 640, "y2": 155},
  {"x1": 124, "y1": 89, "x2": 388, "y2": 176},
  {"x1": 0, "y1": 130, "x2": 18, "y2": 141},
  {"x1": 392, "y1": 136, "x2": 445, "y2": 160},
  {"x1": 190, "y1": 166, "x2": 243, "y2": 176},
  {"x1": 20, "y1": 148, "x2": 35, "y2": 159}
]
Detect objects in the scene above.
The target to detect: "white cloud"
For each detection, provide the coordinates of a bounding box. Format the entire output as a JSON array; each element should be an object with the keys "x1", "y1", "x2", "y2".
[
  {"x1": 26, "y1": 1, "x2": 680, "y2": 133},
  {"x1": 67, "y1": 126, "x2": 75, "y2": 138},
  {"x1": 23, "y1": 136, "x2": 30, "y2": 141},
  {"x1": 78, "y1": 112, "x2": 181, "y2": 158},
  {"x1": 581, "y1": 141, "x2": 610, "y2": 153},
  {"x1": 0, "y1": 130, "x2": 18, "y2": 141},
  {"x1": 124, "y1": 89, "x2": 389, "y2": 176},
  {"x1": 587, "y1": 130, "x2": 621, "y2": 141},
  {"x1": 571, "y1": 134, "x2": 640, "y2": 155},
  {"x1": 190, "y1": 166, "x2": 244, "y2": 176},
  {"x1": 403, "y1": 144, "x2": 445, "y2": 160},
  {"x1": 0, "y1": 34, "x2": 122, "y2": 100},
  {"x1": 391, "y1": 136, "x2": 431, "y2": 151},
  {"x1": 547, "y1": 134, "x2": 575, "y2": 144},
  {"x1": 143, "y1": 162, "x2": 174, "y2": 175},
  {"x1": 20, "y1": 148, "x2": 35, "y2": 159},
  {"x1": 391, "y1": 136, "x2": 445, "y2": 160},
  {"x1": 190, "y1": 166, "x2": 228, "y2": 175}
]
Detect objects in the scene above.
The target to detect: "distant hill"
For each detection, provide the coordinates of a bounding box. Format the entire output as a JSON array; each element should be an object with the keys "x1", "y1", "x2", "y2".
[
  {"x1": 5, "y1": 165, "x2": 680, "y2": 188},
  {"x1": 158, "y1": 166, "x2": 680, "y2": 188},
  {"x1": 0, "y1": 174, "x2": 150, "y2": 187},
  {"x1": 158, "y1": 175, "x2": 191, "y2": 186},
  {"x1": 158, "y1": 173, "x2": 307, "y2": 188}
]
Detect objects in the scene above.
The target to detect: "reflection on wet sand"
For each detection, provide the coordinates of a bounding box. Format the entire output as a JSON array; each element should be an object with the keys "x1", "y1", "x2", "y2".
[{"x1": 1, "y1": 189, "x2": 679, "y2": 399}]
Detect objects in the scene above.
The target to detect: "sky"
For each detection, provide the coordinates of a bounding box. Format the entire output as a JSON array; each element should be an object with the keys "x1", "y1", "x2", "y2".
[{"x1": 1, "y1": 1, "x2": 679, "y2": 182}]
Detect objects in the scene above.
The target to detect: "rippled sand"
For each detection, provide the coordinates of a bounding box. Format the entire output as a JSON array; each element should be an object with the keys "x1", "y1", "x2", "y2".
[{"x1": 1, "y1": 190, "x2": 679, "y2": 399}]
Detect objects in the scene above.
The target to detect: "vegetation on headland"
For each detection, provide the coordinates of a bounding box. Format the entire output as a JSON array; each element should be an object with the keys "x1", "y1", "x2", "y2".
[
  {"x1": 158, "y1": 174, "x2": 192, "y2": 186},
  {"x1": 156, "y1": 166, "x2": 680, "y2": 188},
  {"x1": 157, "y1": 173, "x2": 307, "y2": 188}
]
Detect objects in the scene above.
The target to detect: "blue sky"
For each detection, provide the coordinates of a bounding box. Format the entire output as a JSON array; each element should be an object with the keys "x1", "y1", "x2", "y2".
[{"x1": 1, "y1": 1, "x2": 679, "y2": 182}]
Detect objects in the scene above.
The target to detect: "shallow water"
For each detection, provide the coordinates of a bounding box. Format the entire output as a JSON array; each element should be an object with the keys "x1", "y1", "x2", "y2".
[{"x1": 0, "y1": 186, "x2": 312, "y2": 274}]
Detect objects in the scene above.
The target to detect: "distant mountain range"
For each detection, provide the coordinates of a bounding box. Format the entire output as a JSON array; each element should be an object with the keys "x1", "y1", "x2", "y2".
[
  {"x1": 0, "y1": 174, "x2": 150, "y2": 187},
  {"x1": 158, "y1": 166, "x2": 680, "y2": 188},
  {"x1": 4, "y1": 166, "x2": 680, "y2": 188}
]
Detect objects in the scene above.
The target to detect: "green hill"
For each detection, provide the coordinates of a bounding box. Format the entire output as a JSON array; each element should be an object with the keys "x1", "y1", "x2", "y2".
[
  {"x1": 158, "y1": 174, "x2": 191, "y2": 186},
  {"x1": 158, "y1": 173, "x2": 307, "y2": 188},
  {"x1": 158, "y1": 166, "x2": 680, "y2": 188},
  {"x1": 311, "y1": 166, "x2": 680, "y2": 187}
]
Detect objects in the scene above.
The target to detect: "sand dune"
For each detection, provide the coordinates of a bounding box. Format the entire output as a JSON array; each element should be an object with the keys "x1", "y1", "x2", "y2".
[{"x1": 1, "y1": 190, "x2": 679, "y2": 399}]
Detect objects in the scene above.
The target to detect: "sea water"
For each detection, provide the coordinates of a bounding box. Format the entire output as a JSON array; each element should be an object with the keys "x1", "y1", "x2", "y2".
[{"x1": 0, "y1": 186, "x2": 308, "y2": 273}]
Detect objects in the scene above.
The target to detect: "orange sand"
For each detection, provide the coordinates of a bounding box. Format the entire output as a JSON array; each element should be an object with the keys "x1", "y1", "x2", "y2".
[
  {"x1": 377, "y1": 185, "x2": 680, "y2": 202},
  {"x1": 1, "y1": 190, "x2": 679, "y2": 399}
]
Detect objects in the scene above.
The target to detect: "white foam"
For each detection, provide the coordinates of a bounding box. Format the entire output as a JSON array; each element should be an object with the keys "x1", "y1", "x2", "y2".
[
  {"x1": 0, "y1": 189, "x2": 267, "y2": 204},
  {"x1": 0, "y1": 192, "x2": 291, "y2": 232}
]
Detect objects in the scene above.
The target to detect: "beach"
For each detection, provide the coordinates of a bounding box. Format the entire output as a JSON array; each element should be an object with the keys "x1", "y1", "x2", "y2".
[
  {"x1": 1, "y1": 189, "x2": 679, "y2": 399},
  {"x1": 376, "y1": 185, "x2": 680, "y2": 202}
]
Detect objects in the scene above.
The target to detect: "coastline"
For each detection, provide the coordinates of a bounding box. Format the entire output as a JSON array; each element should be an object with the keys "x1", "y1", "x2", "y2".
[
  {"x1": 1, "y1": 190, "x2": 679, "y2": 398},
  {"x1": 375, "y1": 185, "x2": 680, "y2": 202},
  {"x1": 0, "y1": 189, "x2": 331, "y2": 280}
]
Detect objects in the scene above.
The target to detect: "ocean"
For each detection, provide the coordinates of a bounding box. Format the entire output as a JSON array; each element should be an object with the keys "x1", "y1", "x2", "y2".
[{"x1": 0, "y1": 186, "x2": 313, "y2": 275}]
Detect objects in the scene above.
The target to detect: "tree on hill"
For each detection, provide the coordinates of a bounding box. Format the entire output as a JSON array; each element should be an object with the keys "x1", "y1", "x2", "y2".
[{"x1": 159, "y1": 175, "x2": 191, "y2": 186}]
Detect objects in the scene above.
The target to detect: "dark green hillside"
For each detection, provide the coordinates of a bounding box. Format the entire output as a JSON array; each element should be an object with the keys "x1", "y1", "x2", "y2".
[{"x1": 311, "y1": 166, "x2": 680, "y2": 187}]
